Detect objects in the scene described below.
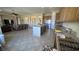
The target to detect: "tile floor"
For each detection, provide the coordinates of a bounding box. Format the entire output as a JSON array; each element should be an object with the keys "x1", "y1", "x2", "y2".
[{"x1": 3, "y1": 29, "x2": 55, "y2": 51}]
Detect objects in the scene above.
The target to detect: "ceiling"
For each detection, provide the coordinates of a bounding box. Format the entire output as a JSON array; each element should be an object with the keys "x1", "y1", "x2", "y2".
[{"x1": 0, "y1": 7, "x2": 61, "y2": 16}]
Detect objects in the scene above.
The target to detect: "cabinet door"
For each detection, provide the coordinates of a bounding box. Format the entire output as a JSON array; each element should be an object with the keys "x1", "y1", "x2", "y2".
[
  {"x1": 76, "y1": 8, "x2": 79, "y2": 21},
  {"x1": 70, "y1": 8, "x2": 78, "y2": 21},
  {"x1": 59, "y1": 8, "x2": 78, "y2": 22},
  {"x1": 56, "y1": 13, "x2": 60, "y2": 22},
  {"x1": 59, "y1": 8, "x2": 67, "y2": 22}
]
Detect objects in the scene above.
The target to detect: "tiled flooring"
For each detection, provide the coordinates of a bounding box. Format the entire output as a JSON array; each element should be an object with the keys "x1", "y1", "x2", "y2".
[{"x1": 4, "y1": 29, "x2": 55, "y2": 51}]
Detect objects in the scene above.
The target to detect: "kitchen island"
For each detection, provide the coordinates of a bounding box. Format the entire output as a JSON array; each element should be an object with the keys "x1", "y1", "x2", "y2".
[{"x1": 32, "y1": 24, "x2": 46, "y2": 37}]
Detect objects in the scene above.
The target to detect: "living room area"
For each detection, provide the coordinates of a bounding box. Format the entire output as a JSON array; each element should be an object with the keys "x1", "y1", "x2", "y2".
[{"x1": 0, "y1": 7, "x2": 59, "y2": 51}]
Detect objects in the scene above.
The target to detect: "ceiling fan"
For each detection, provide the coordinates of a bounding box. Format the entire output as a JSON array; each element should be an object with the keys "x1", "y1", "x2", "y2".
[
  {"x1": 11, "y1": 9, "x2": 19, "y2": 16},
  {"x1": 12, "y1": 12, "x2": 18, "y2": 16}
]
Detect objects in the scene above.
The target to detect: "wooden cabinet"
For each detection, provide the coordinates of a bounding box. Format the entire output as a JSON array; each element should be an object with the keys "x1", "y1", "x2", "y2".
[
  {"x1": 76, "y1": 8, "x2": 79, "y2": 21},
  {"x1": 56, "y1": 13, "x2": 59, "y2": 21},
  {"x1": 56, "y1": 12, "x2": 61, "y2": 22},
  {"x1": 57, "y1": 8, "x2": 79, "y2": 22},
  {"x1": 43, "y1": 16, "x2": 51, "y2": 20}
]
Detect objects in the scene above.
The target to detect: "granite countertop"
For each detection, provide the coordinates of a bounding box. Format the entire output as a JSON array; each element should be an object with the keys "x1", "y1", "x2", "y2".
[{"x1": 55, "y1": 26, "x2": 79, "y2": 43}]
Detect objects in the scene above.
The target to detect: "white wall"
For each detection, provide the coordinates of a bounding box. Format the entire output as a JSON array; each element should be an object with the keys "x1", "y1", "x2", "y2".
[
  {"x1": 0, "y1": 13, "x2": 44, "y2": 26},
  {"x1": 63, "y1": 22, "x2": 79, "y2": 38},
  {"x1": 22, "y1": 13, "x2": 43, "y2": 26},
  {"x1": 0, "y1": 14, "x2": 23, "y2": 26},
  {"x1": 2, "y1": 15, "x2": 17, "y2": 25},
  {"x1": 2, "y1": 15, "x2": 14, "y2": 20}
]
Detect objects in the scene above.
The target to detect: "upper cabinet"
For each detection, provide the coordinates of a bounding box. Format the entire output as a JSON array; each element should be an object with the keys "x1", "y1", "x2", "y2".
[
  {"x1": 56, "y1": 7, "x2": 79, "y2": 22},
  {"x1": 76, "y1": 8, "x2": 79, "y2": 21}
]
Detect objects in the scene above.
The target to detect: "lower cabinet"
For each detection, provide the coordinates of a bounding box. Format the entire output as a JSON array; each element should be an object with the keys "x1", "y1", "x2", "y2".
[{"x1": 32, "y1": 25, "x2": 46, "y2": 37}]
